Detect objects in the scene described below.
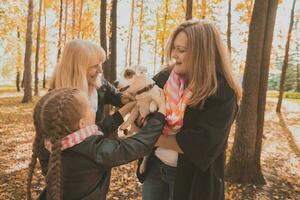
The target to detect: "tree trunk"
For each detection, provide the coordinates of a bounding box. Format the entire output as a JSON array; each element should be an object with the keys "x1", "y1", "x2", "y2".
[
  {"x1": 128, "y1": 0, "x2": 135, "y2": 67},
  {"x1": 137, "y1": 0, "x2": 144, "y2": 65},
  {"x1": 227, "y1": 0, "x2": 232, "y2": 53},
  {"x1": 153, "y1": 9, "x2": 159, "y2": 76},
  {"x1": 276, "y1": 0, "x2": 297, "y2": 113},
  {"x1": 201, "y1": 0, "x2": 206, "y2": 19},
  {"x1": 57, "y1": 0, "x2": 63, "y2": 62},
  {"x1": 100, "y1": 0, "x2": 109, "y2": 80},
  {"x1": 225, "y1": 0, "x2": 278, "y2": 184},
  {"x1": 34, "y1": 0, "x2": 43, "y2": 96},
  {"x1": 161, "y1": 0, "x2": 169, "y2": 65},
  {"x1": 64, "y1": 0, "x2": 69, "y2": 44},
  {"x1": 297, "y1": 63, "x2": 300, "y2": 92},
  {"x1": 78, "y1": 0, "x2": 84, "y2": 38},
  {"x1": 72, "y1": 0, "x2": 76, "y2": 39},
  {"x1": 186, "y1": 0, "x2": 193, "y2": 20},
  {"x1": 22, "y1": 0, "x2": 34, "y2": 103},
  {"x1": 108, "y1": 0, "x2": 117, "y2": 83},
  {"x1": 16, "y1": 28, "x2": 21, "y2": 92},
  {"x1": 255, "y1": 0, "x2": 278, "y2": 177},
  {"x1": 43, "y1": 1, "x2": 47, "y2": 89}
]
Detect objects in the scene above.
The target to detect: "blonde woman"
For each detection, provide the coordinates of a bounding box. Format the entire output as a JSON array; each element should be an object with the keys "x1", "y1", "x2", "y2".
[
  {"x1": 50, "y1": 39, "x2": 133, "y2": 123},
  {"x1": 138, "y1": 19, "x2": 242, "y2": 200}
]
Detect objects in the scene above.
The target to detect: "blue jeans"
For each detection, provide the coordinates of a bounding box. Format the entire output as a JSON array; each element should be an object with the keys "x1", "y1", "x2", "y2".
[{"x1": 142, "y1": 156, "x2": 177, "y2": 200}]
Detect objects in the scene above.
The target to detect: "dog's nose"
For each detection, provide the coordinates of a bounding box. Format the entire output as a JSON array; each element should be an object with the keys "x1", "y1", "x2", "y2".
[{"x1": 114, "y1": 80, "x2": 119, "y2": 88}]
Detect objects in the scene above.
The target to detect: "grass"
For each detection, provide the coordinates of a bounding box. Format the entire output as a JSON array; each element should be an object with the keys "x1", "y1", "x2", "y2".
[
  {"x1": 0, "y1": 86, "x2": 19, "y2": 93},
  {"x1": 285, "y1": 98, "x2": 300, "y2": 105}
]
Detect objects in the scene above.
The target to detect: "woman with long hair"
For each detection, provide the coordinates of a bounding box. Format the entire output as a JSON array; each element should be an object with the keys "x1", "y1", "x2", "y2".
[{"x1": 139, "y1": 19, "x2": 242, "y2": 200}]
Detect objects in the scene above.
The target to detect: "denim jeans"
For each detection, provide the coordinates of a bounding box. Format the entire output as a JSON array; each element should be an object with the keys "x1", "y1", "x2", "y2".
[{"x1": 142, "y1": 156, "x2": 177, "y2": 200}]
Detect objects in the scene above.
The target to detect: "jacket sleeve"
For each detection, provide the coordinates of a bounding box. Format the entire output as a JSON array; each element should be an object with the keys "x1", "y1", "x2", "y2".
[
  {"x1": 88, "y1": 112, "x2": 165, "y2": 169},
  {"x1": 96, "y1": 111, "x2": 124, "y2": 136},
  {"x1": 176, "y1": 79, "x2": 238, "y2": 172},
  {"x1": 102, "y1": 78, "x2": 123, "y2": 107}
]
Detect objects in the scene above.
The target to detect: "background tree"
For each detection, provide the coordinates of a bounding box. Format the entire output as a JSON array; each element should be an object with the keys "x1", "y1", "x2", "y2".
[
  {"x1": 107, "y1": 0, "x2": 117, "y2": 83},
  {"x1": 78, "y1": 0, "x2": 84, "y2": 38},
  {"x1": 276, "y1": 0, "x2": 297, "y2": 112},
  {"x1": 226, "y1": 0, "x2": 279, "y2": 184},
  {"x1": 100, "y1": 0, "x2": 108, "y2": 79},
  {"x1": 227, "y1": 0, "x2": 232, "y2": 53},
  {"x1": 57, "y1": 0, "x2": 63, "y2": 62},
  {"x1": 22, "y1": 0, "x2": 34, "y2": 103},
  {"x1": 63, "y1": 0, "x2": 69, "y2": 45},
  {"x1": 137, "y1": 0, "x2": 144, "y2": 65},
  {"x1": 72, "y1": 0, "x2": 76, "y2": 39},
  {"x1": 34, "y1": 0, "x2": 43, "y2": 96},
  {"x1": 186, "y1": 0, "x2": 193, "y2": 20},
  {"x1": 16, "y1": 28, "x2": 22, "y2": 92}
]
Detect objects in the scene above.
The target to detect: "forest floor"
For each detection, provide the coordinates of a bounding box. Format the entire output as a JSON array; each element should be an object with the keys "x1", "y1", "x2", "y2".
[{"x1": 0, "y1": 95, "x2": 299, "y2": 200}]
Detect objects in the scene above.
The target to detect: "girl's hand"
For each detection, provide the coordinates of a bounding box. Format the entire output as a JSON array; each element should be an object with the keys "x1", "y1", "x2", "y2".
[
  {"x1": 121, "y1": 92, "x2": 135, "y2": 104},
  {"x1": 118, "y1": 101, "x2": 136, "y2": 118}
]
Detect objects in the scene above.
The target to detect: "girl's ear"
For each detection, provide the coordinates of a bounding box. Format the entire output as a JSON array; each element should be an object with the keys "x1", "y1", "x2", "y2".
[{"x1": 79, "y1": 118, "x2": 86, "y2": 129}]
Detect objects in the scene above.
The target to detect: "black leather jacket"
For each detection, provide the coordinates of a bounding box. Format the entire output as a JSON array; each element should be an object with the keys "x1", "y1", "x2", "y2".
[
  {"x1": 38, "y1": 112, "x2": 165, "y2": 200},
  {"x1": 96, "y1": 78, "x2": 123, "y2": 122}
]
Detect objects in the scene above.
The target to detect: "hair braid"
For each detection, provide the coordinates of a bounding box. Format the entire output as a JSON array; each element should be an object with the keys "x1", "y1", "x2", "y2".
[
  {"x1": 28, "y1": 88, "x2": 87, "y2": 200},
  {"x1": 27, "y1": 91, "x2": 60, "y2": 200},
  {"x1": 45, "y1": 89, "x2": 79, "y2": 200}
]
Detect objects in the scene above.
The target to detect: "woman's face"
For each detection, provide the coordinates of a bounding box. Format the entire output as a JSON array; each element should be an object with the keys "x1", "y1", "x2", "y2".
[
  {"x1": 87, "y1": 62, "x2": 103, "y2": 88},
  {"x1": 171, "y1": 31, "x2": 188, "y2": 75}
]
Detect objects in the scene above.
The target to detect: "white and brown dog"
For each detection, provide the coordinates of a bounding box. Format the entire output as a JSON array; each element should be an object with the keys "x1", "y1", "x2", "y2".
[{"x1": 115, "y1": 66, "x2": 161, "y2": 134}]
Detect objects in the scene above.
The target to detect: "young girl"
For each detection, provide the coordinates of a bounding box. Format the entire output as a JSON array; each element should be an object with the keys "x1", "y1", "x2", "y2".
[{"x1": 27, "y1": 88, "x2": 166, "y2": 200}]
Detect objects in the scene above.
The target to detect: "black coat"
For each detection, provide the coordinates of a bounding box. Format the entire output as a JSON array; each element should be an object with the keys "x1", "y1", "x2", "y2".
[
  {"x1": 139, "y1": 69, "x2": 238, "y2": 200},
  {"x1": 96, "y1": 78, "x2": 123, "y2": 122},
  {"x1": 38, "y1": 112, "x2": 166, "y2": 200}
]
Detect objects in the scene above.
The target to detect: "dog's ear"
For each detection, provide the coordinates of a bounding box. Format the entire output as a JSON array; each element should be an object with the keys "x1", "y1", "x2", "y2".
[{"x1": 124, "y1": 69, "x2": 136, "y2": 79}]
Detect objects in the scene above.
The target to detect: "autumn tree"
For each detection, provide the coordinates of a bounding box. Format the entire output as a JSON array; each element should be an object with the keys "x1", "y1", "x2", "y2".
[
  {"x1": 227, "y1": 0, "x2": 232, "y2": 53},
  {"x1": 22, "y1": 0, "x2": 34, "y2": 103},
  {"x1": 161, "y1": 0, "x2": 169, "y2": 65},
  {"x1": 57, "y1": 0, "x2": 63, "y2": 62},
  {"x1": 63, "y1": 0, "x2": 69, "y2": 44},
  {"x1": 108, "y1": 0, "x2": 117, "y2": 83},
  {"x1": 72, "y1": 0, "x2": 76, "y2": 38},
  {"x1": 137, "y1": 0, "x2": 144, "y2": 65},
  {"x1": 78, "y1": 0, "x2": 84, "y2": 38},
  {"x1": 34, "y1": 0, "x2": 43, "y2": 96},
  {"x1": 276, "y1": 0, "x2": 297, "y2": 112},
  {"x1": 100, "y1": 0, "x2": 108, "y2": 78},
  {"x1": 226, "y1": 0, "x2": 279, "y2": 184},
  {"x1": 186, "y1": 0, "x2": 193, "y2": 20}
]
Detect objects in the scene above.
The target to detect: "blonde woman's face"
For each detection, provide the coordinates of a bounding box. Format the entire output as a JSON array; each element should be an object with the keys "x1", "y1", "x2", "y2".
[
  {"x1": 87, "y1": 63, "x2": 103, "y2": 88},
  {"x1": 171, "y1": 31, "x2": 188, "y2": 75}
]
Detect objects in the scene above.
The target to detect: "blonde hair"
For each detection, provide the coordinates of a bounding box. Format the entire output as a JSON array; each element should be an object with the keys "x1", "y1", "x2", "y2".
[
  {"x1": 27, "y1": 88, "x2": 89, "y2": 200},
  {"x1": 166, "y1": 19, "x2": 242, "y2": 108},
  {"x1": 50, "y1": 39, "x2": 106, "y2": 92}
]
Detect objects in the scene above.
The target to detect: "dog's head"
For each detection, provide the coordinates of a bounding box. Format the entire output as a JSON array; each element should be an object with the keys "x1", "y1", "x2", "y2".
[{"x1": 115, "y1": 66, "x2": 153, "y2": 95}]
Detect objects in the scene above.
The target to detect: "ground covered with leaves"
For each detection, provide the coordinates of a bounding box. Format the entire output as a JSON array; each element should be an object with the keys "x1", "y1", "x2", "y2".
[{"x1": 0, "y1": 96, "x2": 299, "y2": 200}]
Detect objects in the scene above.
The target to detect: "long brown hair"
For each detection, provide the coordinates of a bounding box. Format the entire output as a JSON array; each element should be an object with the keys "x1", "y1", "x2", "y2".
[
  {"x1": 166, "y1": 19, "x2": 242, "y2": 108},
  {"x1": 27, "y1": 88, "x2": 89, "y2": 200}
]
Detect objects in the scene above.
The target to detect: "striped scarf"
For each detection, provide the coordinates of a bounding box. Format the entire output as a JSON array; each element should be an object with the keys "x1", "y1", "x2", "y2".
[
  {"x1": 44, "y1": 124, "x2": 103, "y2": 152},
  {"x1": 162, "y1": 70, "x2": 193, "y2": 135}
]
